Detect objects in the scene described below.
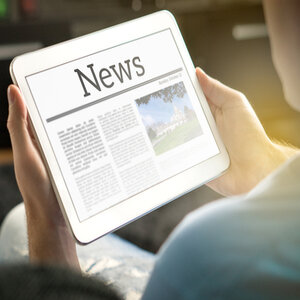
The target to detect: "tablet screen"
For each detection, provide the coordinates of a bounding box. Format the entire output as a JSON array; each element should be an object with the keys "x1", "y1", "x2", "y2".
[{"x1": 26, "y1": 29, "x2": 219, "y2": 222}]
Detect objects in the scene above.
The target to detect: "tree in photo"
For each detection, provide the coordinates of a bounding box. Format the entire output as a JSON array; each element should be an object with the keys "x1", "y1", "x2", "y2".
[{"x1": 136, "y1": 81, "x2": 186, "y2": 106}]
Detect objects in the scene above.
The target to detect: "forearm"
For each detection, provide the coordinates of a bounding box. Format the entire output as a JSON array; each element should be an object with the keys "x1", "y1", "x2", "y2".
[{"x1": 25, "y1": 202, "x2": 80, "y2": 271}]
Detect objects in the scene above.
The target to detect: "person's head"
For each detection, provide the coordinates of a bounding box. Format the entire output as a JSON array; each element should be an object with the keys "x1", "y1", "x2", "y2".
[{"x1": 264, "y1": 0, "x2": 300, "y2": 111}]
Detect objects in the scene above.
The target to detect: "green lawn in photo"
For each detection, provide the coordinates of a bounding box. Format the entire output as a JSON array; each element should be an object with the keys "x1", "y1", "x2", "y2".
[{"x1": 153, "y1": 118, "x2": 202, "y2": 155}]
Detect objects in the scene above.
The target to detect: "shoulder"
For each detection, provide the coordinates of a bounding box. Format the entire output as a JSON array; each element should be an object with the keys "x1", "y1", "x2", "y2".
[
  {"x1": 156, "y1": 196, "x2": 251, "y2": 270},
  {"x1": 143, "y1": 157, "x2": 300, "y2": 299},
  {"x1": 143, "y1": 196, "x2": 251, "y2": 299},
  {"x1": 144, "y1": 186, "x2": 300, "y2": 299}
]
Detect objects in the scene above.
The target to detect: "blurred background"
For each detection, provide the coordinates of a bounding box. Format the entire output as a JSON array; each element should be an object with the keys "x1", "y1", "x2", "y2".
[{"x1": 0, "y1": 0, "x2": 299, "y2": 252}]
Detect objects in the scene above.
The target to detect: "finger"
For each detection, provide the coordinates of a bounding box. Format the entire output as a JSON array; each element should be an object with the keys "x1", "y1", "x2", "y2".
[
  {"x1": 196, "y1": 67, "x2": 243, "y2": 108},
  {"x1": 7, "y1": 85, "x2": 33, "y2": 154},
  {"x1": 26, "y1": 114, "x2": 37, "y2": 142}
]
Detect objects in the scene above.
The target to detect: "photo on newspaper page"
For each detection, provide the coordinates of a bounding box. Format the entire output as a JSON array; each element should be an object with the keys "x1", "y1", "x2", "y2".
[{"x1": 135, "y1": 81, "x2": 202, "y2": 156}]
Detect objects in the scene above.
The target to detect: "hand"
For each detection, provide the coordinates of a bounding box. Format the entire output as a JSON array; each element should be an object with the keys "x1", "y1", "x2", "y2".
[
  {"x1": 7, "y1": 85, "x2": 80, "y2": 269},
  {"x1": 196, "y1": 68, "x2": 298, "y2": 196}
]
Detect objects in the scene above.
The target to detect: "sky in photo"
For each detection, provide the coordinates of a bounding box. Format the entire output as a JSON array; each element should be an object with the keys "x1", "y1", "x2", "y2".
[{"x1": 136, "y1": 91, "x2": 193, "y2": 127}]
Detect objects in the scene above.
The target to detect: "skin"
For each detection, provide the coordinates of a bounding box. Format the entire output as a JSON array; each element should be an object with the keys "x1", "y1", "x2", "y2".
[
  {"x1": 6, "y1": 0, "x2": 300, "y2": 268},
  {"x1": 7, "y1": 85, "x2": 80, "y2": 270},
  {"x1": 263, "y1": 0, "x2": 300, "y2": 111}
]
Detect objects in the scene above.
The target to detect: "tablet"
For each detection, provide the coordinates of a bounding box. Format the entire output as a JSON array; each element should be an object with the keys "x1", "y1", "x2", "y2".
[{"x1": 10, "y1": 10, "x2": 229, "y2": 244}]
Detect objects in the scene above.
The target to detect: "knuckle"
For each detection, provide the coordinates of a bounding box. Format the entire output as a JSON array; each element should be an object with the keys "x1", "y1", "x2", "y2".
[
  {"x1": 237, "y1": 91, "x2": 246, "y2": 99},
  {"x1": 234, "y1": 91, "x2": 247, "y2": 103},
  {"x1": 209, "y1": 78, "x2": 219, "y2": 97},
  {"x1": 7, "y1": 117, "x2": 22, "y2": 140},
  {"x1": 6, "y1": 118, "x2": 14, "y2": 133}
]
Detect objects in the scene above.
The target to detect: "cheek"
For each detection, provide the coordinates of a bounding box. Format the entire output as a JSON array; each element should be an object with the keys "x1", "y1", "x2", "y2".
[
  {"x1": 274, "y1": 54, "x2": 300, "y2": 112},
  {"x1": 281, "y1": 76, "x2": 300, "y2": 112}
]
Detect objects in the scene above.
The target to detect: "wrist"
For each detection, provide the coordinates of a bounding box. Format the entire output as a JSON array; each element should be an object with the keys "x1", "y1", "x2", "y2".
[
  {"x1": 273, "y1": 141, "x2": 299, "y2": 160},
  {"x1": 24, "y1": 199, "x2": 80, "y2": 270},
  {"x1": 23, "y1": 193, "x2": 67, "y2": 228},
  {"x1": 28, "y1": 219, "x2": 80, "y2": 270},
  {"x1": 245, "y1": 140, "x2": 298, "y2": 193},
  {"x1": 264, "y1": 140, "x2": 299, "y2": 177}
]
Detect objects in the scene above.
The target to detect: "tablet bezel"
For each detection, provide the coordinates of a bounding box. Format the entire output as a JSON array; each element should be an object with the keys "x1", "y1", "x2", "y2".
[{"x1": 10, "y1": 10, "x2": 229, "y2": 244}]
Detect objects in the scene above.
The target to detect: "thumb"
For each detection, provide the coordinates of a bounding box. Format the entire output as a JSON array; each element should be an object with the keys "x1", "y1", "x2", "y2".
[
  {"x1": 196, "y1": 67, "x2": 242, "y2": 108},
  {"x1": 7, "y1": 85, "x2": 32, "y2": 153}
]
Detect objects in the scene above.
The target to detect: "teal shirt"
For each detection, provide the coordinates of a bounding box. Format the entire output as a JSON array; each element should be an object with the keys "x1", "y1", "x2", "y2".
[{"x1": 143, "y1": 154, "x2": 300, "y2": 299}]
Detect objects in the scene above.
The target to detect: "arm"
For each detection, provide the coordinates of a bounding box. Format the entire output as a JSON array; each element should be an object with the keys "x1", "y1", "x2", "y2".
[
  {"x1": 196, "y1": 68, "x2": 299, "y2": 196},
  {"x1": 7, "y1": 85, "x2": 80, "y2": 270}
]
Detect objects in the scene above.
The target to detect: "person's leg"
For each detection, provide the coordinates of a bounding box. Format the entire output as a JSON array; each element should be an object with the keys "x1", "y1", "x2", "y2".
[
  {"x1": 0, "y1": 203, "x2": 28, "y2": 263},
  {"x1": 0, "y1": 203, "x2": 155, "y2": 299}
]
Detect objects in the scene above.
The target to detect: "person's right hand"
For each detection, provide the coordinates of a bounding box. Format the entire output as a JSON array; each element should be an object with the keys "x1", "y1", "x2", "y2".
[
  {"x1": 7, "y1": 85, "x2": 80, "y2": 269},
  {"x1": 196, "y1": 68, "x2": 298, "y2": 196}
]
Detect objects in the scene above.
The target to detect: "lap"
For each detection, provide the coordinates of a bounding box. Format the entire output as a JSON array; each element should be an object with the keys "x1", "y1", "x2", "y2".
[{"x1": 0, "y1": 203, "x2": 155, "y2": 300}]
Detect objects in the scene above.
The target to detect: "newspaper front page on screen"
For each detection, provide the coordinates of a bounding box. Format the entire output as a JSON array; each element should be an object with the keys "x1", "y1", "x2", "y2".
[{"x1": 26, "y1": 29, "x2": 219, "y2": 221}]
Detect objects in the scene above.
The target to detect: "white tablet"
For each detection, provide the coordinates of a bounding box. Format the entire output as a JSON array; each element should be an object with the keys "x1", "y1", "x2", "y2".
[{"x1": 10, "y1": 10, "x2": 229, "y2": 244}]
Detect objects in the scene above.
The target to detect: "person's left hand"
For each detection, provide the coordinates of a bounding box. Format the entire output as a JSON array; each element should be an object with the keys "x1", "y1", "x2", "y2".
[{"x1": 196, "y1": 68, "x2": 298, "y2": 196}]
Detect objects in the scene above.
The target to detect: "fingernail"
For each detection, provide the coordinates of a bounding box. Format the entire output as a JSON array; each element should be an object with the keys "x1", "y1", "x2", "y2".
[{"x1": 7, "y1": 86, "x2": 14, "y2": 105}]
